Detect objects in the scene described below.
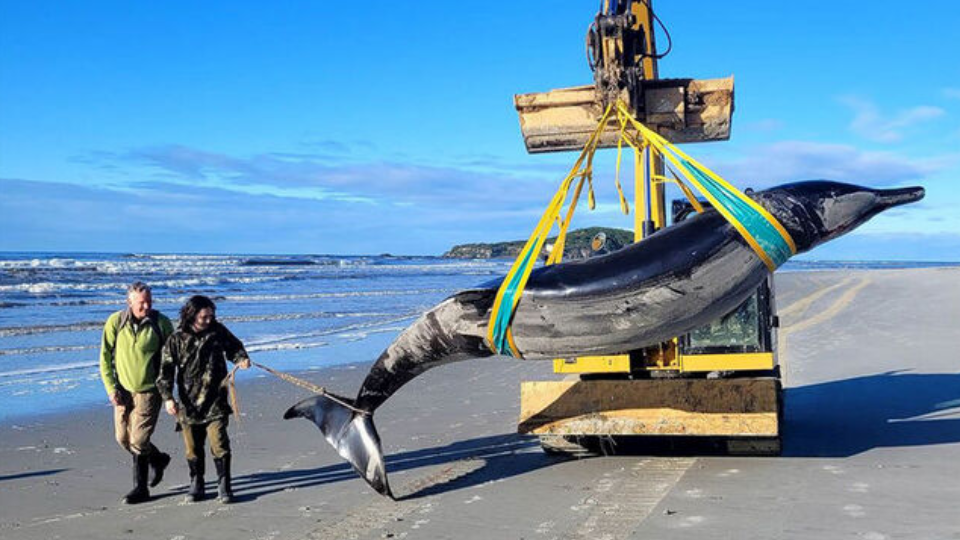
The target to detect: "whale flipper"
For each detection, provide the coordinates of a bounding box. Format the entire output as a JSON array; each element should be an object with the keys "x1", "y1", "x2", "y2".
[{"x1": 283, "y1": 395, "x2": 393, "y2": 499}]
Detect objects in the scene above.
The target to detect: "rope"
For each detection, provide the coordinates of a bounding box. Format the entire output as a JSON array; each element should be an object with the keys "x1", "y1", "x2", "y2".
[
  {"x1": 227, "y1": 363, "x2": 242, "y2": 424},
  {"x1": 224, "y1": 360, "x2": 371, "y2": 420}
]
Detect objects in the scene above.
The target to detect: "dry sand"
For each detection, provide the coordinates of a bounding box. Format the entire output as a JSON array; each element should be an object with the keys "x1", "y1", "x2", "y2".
[{"x1": 1, "y1": 267, "x2": 959, "y2": 539}]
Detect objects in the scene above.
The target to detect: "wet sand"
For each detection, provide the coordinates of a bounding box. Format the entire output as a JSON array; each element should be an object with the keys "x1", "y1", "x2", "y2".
[{"x1": 1, "y1": 267, "x2": 959, "y2": 539}]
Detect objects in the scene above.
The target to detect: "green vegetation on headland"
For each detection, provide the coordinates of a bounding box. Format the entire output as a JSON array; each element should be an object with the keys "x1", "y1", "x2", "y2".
[{"x1": 443, "y1": 227, "x2": 634, "y2": 260}]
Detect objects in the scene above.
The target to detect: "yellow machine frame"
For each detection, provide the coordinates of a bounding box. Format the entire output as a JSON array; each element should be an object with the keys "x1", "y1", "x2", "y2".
[
  {"x1": 547, "y1": 2, "x2": 773, "y2": 379},
  {"x1": 516, "y1": 1, "x2": 782, "y2": 453},
  {"x1": 553, "y1": 352, "x2": 776, "y2": 374}
]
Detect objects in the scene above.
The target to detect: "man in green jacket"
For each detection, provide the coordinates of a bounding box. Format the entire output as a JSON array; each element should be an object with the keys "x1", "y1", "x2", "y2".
[{"x1": 99, "y1": 281, "x2": 175, "y2": 504}]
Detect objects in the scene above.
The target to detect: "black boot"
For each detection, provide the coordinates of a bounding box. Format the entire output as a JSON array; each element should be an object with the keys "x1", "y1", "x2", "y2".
[
  {"x1": 122, "y1": 453, "x2": 150, "y2": 504},
  {"x1": 149, "y1": 451, "x2": 171, "y2": 488},
  {"x1": 186, "y1": 458, "x2": 205, "y2": 503},
  {"x1": 213, "y1": 455, "x2": 234, "y2": 504}
]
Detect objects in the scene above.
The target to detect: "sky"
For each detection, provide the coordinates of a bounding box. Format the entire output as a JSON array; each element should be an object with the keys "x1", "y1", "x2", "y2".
[{"x1": 1, "y1": 1, "x2": 958, "y2": 260}]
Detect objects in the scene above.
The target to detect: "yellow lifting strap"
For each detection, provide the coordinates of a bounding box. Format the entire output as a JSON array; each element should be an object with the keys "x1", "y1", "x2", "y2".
[
  {"x1": 486, "y1": 104, "x2": 617, "y2": 357},
  {"x1": 614, "y1": 102, "x2": 796, "y2": 269},
  {"x1": 486, "y1": 101, "x2": 796, "y2": 357},
  {"x1": 657, "y1": 171, "x2": 705, "y2": 214}
]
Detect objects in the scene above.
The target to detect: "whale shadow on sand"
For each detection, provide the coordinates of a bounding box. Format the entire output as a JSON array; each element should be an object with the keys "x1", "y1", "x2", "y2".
[{"x1": 228, "y1": 433, "x2": 563, "y2": 502}]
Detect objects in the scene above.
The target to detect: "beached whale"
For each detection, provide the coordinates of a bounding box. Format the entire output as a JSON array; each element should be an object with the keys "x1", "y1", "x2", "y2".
[{"x1": 284, "y1": 180, "x2": 924, "y2": 498}]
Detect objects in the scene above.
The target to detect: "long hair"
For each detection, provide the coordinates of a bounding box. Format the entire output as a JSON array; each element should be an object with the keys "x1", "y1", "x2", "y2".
[{"x1": 179, "y1": 295, "x2": 217, "y2": 332}]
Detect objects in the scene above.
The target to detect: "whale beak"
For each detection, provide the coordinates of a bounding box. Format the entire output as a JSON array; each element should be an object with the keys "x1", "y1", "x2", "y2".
[{"x1": 876, "y1": 186, "x2": 925, "y2": 209}]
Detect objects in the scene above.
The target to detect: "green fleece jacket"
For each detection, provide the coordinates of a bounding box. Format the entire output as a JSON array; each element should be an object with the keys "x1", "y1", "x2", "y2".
[{"x1": 99, "y1": 309, "x2": 174, "y2": 395}]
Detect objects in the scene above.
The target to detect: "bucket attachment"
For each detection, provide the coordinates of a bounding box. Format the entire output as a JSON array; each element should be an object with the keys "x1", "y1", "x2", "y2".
[{"x1": 514, "y1": 76, "x2": 734, "y2": 153}]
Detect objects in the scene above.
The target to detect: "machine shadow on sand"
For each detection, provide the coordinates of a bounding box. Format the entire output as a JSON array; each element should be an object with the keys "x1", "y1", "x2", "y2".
[{"x1": 783, "y1": 370, "x2": 960, "y2": 457}]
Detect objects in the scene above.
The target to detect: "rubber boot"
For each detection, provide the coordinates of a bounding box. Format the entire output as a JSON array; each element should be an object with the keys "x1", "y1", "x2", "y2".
[
  {"x1": 186, "y1": 458, "x2": 205, "y2": 503},
  {"x1": 122, "y1": 453, "x2": 151, "y2": 504},
  {"x1": 149, "y1": 451, "x2": 171, "y2": 488},
  {"x1": 213, "y1": 455, "x2": 234, "y2": 504}
]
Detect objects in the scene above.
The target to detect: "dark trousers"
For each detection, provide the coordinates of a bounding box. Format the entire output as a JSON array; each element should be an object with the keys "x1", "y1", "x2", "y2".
[{"x1": 181, "y1": 418, "x2": 230, "y2": 460}]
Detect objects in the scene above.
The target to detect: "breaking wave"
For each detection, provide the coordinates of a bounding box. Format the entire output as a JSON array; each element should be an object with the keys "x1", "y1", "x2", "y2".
[
  {"x1": 0, "y1": 361, "x2": 99, "y2": 381},
  {"x1": 0, "y1": 252, "x2": 497, "y2": 416},
  {"x1": 0, "y1": 344, "x2": 95, "y2": 357},
  {"x1": 0, "y1": 310, "x2": 408, "y2": 338}
]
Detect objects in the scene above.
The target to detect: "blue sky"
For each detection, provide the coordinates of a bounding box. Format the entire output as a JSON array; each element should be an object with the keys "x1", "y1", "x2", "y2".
[{"x1": 1, "y1": 1, "x2": 958, "y2": 259}]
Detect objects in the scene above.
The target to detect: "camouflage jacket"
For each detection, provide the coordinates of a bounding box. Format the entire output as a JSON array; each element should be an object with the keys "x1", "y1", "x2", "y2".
[{"x1": 157, "y1": 323, "x2": 250, "y2": 425}]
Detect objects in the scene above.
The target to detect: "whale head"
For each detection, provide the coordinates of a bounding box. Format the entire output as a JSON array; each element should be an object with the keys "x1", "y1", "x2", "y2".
[{"x1": 755, "y1": 180, "x2": 925, "y2": 253}]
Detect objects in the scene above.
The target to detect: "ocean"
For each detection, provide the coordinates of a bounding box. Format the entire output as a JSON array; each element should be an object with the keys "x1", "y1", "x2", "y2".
[
  {"x1": 1, "y1": 252, "x2": 956, "y2": 423},
  {"x1": 0, "y1": 252, "x2": 512, "y2": 423}
]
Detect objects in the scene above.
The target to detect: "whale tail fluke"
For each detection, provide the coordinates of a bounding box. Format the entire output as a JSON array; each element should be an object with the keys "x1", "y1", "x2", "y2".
[{"x1": 283, "y1": 394, "x2": 393, "y2": 499}]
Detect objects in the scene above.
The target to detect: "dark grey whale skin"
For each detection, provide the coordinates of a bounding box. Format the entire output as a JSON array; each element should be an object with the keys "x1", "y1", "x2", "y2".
[{"x1": 284, "y1": 180, "x2": 924, "y2": 497}]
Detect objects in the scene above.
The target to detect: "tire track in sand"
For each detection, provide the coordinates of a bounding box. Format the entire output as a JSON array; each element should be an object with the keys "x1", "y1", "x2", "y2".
[
  {"x1": 299, "y1": 455, "x2": 694, "y2": 539},
  {"x1": 779, "y1": 276, "x2": 872, "y2": 385},
  {"x1": 778, "y1": 276, "x2": 858, "y2": 319},
  {"x1": 564, "y1": 457, "x2": 695, "y2": 539}
]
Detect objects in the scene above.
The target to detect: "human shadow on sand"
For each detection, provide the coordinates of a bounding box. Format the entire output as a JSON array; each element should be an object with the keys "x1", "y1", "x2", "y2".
[
  {"x1": 783, "y1": 370, "x2": 960, "y2": 457},
  {"x1": 0, "y1": 468, "x2": 69, "y2": 483},
  {"x1": 226, "y1": 433, "x2": 562, "y2": 502}
]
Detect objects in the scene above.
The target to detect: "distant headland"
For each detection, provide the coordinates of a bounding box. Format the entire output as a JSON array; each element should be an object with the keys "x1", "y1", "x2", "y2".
[{"x1": 442, "y1": 227, "x2": 633, "y2": 260}]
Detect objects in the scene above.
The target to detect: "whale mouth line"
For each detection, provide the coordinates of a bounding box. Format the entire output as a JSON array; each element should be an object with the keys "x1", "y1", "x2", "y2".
[{"x1": 877, "y1": 186, "x2": 925, "y2": 208}]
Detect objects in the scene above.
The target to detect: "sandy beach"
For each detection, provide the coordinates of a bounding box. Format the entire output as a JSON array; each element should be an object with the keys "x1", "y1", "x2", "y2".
[{"x1": 1, "y1": 267, "x2": 959, "y2": 540}]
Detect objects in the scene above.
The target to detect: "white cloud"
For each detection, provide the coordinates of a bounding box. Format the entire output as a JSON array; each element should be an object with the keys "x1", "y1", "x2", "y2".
[
  {"x1": 839, "y1": 96, "x2": 945, "y2": 143},
  {"x1": 707, "y1": 140, "x2": 954, "y2": 189},
  {"x1": 0, "y1": 175, "x2": 569, "y2": 255},
  {"x1": 102, "y1": 144, "x2": 570, "y2": 213},
  {"x1": 39, "y1": 133, "x2": 956, "y2": 256}
]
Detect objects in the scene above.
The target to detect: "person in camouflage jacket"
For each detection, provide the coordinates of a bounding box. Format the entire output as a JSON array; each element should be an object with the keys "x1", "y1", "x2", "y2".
[{"x1": 158, "y1": 295, "x2": 250, "y2": 503}]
